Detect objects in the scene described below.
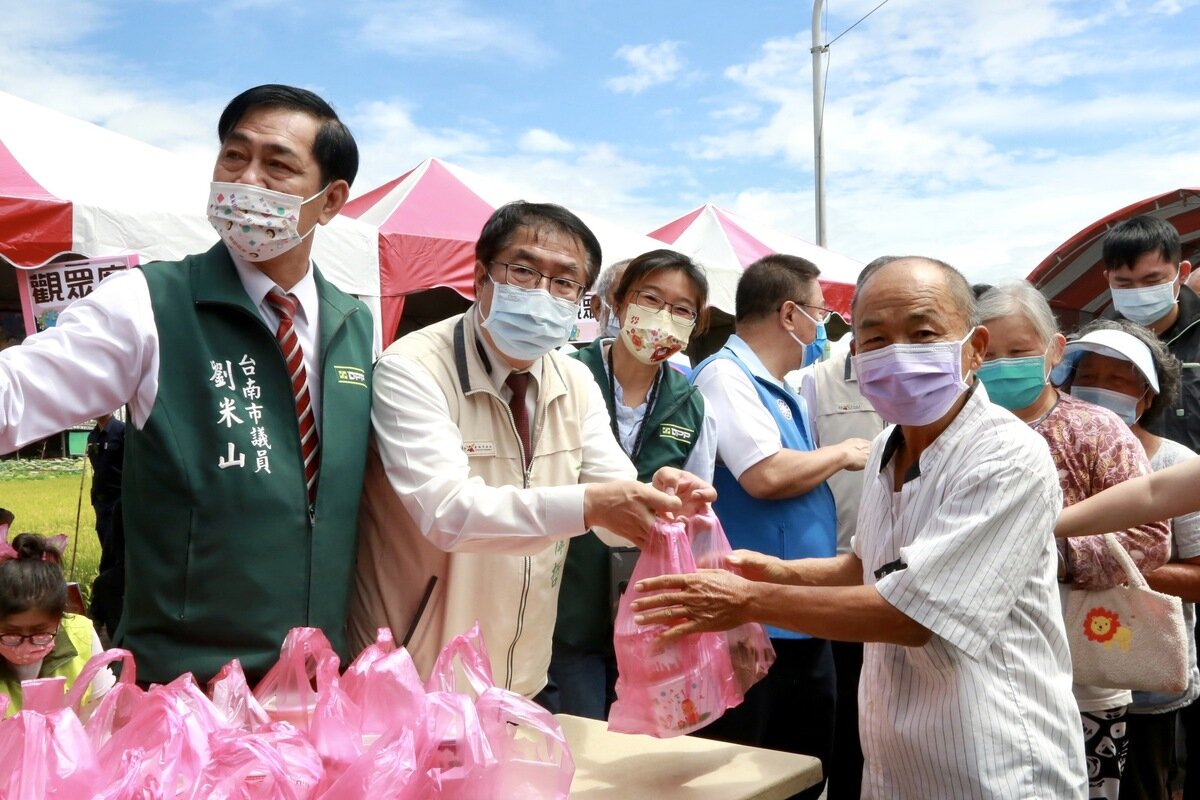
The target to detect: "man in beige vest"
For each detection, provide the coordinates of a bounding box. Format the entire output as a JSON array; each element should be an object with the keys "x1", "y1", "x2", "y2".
[{"x1": 350, "y1": 201, "x2": 713, "y2": 699}]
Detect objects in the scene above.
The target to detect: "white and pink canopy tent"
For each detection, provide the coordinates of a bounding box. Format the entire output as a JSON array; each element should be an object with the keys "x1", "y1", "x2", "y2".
[
  {"x1": 648, "y1": 204, "x2": 863, "y2": 316},
  {"x1": 342, "y1": 157, "x2": 678, "y2": 342},
  {"x1": 0, "y1": 91, "x2": 383, "y2": 343}
]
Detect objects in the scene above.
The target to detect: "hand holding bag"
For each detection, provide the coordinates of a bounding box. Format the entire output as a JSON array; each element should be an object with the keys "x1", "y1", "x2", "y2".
[
  {"x1": 608, "y1": 517, "x2": 741, "y2": 737},
  {"x1": 1064, "y1": 533, "x2": 1189, "y2": 692},
  {"x1": 687, "y1": 510, "x2": 776, "y2": 696}
]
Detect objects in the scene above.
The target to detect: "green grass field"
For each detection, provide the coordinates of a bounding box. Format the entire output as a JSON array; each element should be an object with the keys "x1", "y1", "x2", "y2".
[{"x1": 0, "y1": 458, "x2": 102, "y2": 607}]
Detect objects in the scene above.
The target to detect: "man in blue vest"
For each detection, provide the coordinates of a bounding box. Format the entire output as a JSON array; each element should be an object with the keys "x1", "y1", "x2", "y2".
[
  {"x1": 691, "y1": 254, "x2": 871, "y2": 799},
  {"x1": 0, "y1": 84, "x2": 374, "y2": 685}
]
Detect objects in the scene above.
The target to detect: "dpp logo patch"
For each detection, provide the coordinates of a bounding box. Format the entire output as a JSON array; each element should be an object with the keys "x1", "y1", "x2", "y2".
[
  {"x1": 659, "y1": 423, "x2": 694, "y2": 444},
  {"x1": 335, "y1": 365, "x2": 367, "y2": 388}
]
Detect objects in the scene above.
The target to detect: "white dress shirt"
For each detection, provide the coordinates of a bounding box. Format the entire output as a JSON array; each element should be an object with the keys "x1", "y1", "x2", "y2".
[
  {"x1": 370, "y1": 317, "x2": 637, "y2": 555},
  {"x1": 691, "y1": 335, "x2": 792, "y2": 479},
  {"x1": 854, "y1": 384, "x2": 1086, "y2": 799},
  {"x1": 0, "y1": 247, "x2": 323, "y2": 449}
]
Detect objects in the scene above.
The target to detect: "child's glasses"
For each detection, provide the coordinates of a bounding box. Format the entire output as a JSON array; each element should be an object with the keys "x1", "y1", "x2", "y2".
[{"x1": 0, "y1": 630, "x2": 57, "y2": 647}]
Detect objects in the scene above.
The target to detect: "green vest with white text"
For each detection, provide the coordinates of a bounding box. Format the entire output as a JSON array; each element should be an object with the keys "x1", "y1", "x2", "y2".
[
  {"x1": 120, "y1": 244, "x2": 373, "y2": 685},
  {"x1": 554, "y1": 339, "x2": 705, "y2": 653}
]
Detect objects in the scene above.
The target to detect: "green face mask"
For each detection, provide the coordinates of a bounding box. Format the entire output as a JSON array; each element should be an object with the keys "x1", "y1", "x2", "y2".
[{"x1": 978, "y1": 355, "x2": 1048, "y2": 411}]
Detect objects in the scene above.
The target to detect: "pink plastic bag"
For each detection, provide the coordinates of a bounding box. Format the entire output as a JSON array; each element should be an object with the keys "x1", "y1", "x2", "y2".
[
  {"x1": 609, "y1": 517, "x2": 742, "y2": 737},
  {"x1": 316, "y1": 725, "x2": 424, "y2": 800},
  {"x1": 687, "y1": 511, "x2": 776, "y2": 695},
  {"x1": 426, "y1": 623, "x2": 574, "y2": 800},
  {"x1": 253, "y1": 628, "x2": 362, "y2": 788},
  {"x1": 94, "y1": 673, "x2": 229, "y2": 796},
  {"x1": 184, "y1": 725, "x2": 325, "y2": 800},
  {"x1": 423, "y1": 641, "x2": 496, "y2": 800},
  {"x1": 209, "y1": 660, "x2": 272, "y2": 731},
  {"x1": 71, "y1": 648, "x2": 145, "y2": 751},
  {"x1": 0, "y1": 677, "x2": 104, "y2": 798},
  {"x1": 340, "y1": 628, "x2": 426, "y2": 746}
]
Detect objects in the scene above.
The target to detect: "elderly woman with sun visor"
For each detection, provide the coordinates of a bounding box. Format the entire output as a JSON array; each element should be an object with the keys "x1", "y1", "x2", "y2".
[
  {"x1": 1053, "y1": 320, "x2": 1200, "y2": 800},
  {"x1": 977, "y1": 281, "x2": 1171, "y2": 800}
]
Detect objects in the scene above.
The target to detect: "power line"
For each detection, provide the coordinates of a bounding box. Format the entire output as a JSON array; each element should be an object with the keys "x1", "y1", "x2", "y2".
[{"x1": 828, "y1": 0, "x2": 893, "y2": 47}]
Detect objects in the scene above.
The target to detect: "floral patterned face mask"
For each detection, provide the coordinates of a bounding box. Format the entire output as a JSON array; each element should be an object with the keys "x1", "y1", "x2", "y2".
[
  {"x1": 619, "y1": 305, "x2": 694, "y2": 365},
  {"x1": 206, "y1": 181, "x2": 327, "y2": 262}
]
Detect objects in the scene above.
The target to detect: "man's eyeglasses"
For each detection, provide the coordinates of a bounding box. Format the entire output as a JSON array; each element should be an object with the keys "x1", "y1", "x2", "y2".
[
  {"x1": 792, "y1": 302, "x2": 834, "y2": 325},
  {"x1": 632, "y1": 291, "x2": 699, "y2": 324},
  {"x1": 490, "y1": 261, "x2": 586, "y2": 302},
  {"x1": 0, "y1": 630, "x2": 57, "y2": 648}
]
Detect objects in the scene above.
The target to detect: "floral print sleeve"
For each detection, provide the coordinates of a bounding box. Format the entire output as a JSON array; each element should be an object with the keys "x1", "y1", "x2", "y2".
[{"x1": 1035, "y1": 392, "x2": 1171, "y2": 589}]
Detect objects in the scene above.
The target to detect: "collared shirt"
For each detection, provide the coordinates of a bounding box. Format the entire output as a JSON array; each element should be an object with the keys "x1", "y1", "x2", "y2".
[
  {"x1": 693, "y1": 334, "x2": 807, "y2": 478},
  {"x1": 854, "y1": 383, "x2": 1086, "y2": 799},
  {"x1": 370, "y1": 308, "x2": 637, "y2": 554},
  {"x1": 0, "y1": 245, "x2": 323, "y2": 448}
]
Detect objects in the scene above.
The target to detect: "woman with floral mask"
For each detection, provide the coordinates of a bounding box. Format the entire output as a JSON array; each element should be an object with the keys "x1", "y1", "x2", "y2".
[
  {"x1": 0, "y1": 527, "x2": 114, "y2": 718},
  {"x1": 549, "y1": 249, "x2": 718, "y2": 720},
  {"x1": 1054, "y1": 319, "x2": 1200, "y2": 800},
  {"x1": 978, "y1": 281, "x2": 1172, "y2": 800}
]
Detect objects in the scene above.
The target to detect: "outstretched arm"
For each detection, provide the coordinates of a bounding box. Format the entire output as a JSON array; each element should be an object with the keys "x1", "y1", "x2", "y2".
[
  {"x1": 1055, "y1": 459, "x2": 1200, "y2": 538},
  {"x1": 630, "y1": 570, "x2": 930, "y2": 646}
]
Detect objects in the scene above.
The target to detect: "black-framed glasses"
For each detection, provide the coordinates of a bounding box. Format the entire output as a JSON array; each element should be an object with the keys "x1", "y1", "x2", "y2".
[
  {"x1": 0, "y1": 629, "x2": 57, "y2": 648},
  {"x1": 632, "y1": 291, "x2": 699, "y2": 324},
  {"x1": 490, "y1": 261, "x2": 586, "y2": 302}
]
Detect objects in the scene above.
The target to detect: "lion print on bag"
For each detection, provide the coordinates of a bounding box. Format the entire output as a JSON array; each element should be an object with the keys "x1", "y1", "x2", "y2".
[{"x1": 1083, "y1": 606, "x2": 1133, "y2": 651}]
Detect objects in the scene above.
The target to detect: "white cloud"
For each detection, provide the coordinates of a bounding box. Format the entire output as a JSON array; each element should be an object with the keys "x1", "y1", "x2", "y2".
[
  {"x1": 677, "y1": 0, "x2": 1200, "y2": 280},
  {"x1": 518, "y1": 128, "x2": 574, "y2": 154},
  {"x1": 607, "y1": 41, "x2": 687, "y2": 94},
  {"x1": 350, "y1": 0, "x2": 545, "y2": 63}
]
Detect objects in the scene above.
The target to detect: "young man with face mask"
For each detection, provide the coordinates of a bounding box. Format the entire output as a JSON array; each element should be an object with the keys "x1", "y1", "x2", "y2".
[
  {"x1": 1104, "y1": 216, "x2": 1200, "y2": 452},
  {"x1": 0, "y1": 85, "x2": 374, "y2": 686},
  {"x1": 687, "y1": 254, "x2": 872, "y2": 798},
  {"x1": 634, "y1": 257, "x2": 1087, "y2": 799},
  {"x1": 349, "y1": 202, "x2": 715, "y2": 700}
]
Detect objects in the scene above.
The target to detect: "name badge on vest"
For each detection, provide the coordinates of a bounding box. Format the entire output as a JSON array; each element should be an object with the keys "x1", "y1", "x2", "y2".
[
  {"x1": 463, "y1": 441, "x2": 496, "y2": 456},
  {"x1": 659, "y1": 423, "x2": 694, "y2": 444},
  {"x1": 776, "y1": 398, "x2": 793, "y2": 420},
  {"x1": 335, "y1": 365, "x2": 367, "y2": 388}
]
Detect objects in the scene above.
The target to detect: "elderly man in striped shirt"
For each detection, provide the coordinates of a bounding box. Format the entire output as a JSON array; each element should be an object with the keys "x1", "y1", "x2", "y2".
[{"x1": 634, "y1": 256, "x2": 1087, "y2": 799}]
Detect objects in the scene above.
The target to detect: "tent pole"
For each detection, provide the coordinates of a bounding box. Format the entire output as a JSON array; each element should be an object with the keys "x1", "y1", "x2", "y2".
[{"x1": 811, "y1": 0, "x2": 828, "y2": 247}]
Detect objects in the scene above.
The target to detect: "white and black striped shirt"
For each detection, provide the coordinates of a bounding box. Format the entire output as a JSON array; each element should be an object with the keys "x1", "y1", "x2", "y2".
[{"x1": 853, "y1": 384, "x2": 1087, "y2": 799}]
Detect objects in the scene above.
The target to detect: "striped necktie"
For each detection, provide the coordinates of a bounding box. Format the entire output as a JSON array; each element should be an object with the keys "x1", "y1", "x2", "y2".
[{"x1": 266, "y1": 289, "x2": 320, "y2": 507}]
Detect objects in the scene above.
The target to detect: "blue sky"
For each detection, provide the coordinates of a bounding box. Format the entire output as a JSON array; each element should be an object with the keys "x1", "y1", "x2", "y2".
[{"x1": 3, "y1": 0, "x2": 1200, "y2": 281}]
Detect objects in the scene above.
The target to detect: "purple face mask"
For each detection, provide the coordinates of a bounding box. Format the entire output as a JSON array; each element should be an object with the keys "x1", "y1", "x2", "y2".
[{"x1": 853, "y1": 330, "x2": 976, "y2": 426}]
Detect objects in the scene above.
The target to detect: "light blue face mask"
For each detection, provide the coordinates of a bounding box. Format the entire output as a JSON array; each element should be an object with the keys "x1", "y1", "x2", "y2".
[
  {"x1": 1069, "y1": 385, "x2": 1140, "y2": 425},
  {"x1": 481, "y1": 280, "x2": 579, "y2": 361},
  {"x1": 789, "y1": 307, "x2": 828, "y2": 368},
  {"x1": 977, "y1": 355, "x2": 1048, "y2": 411},
  {"x1": 1110, "y1": 279, "x2": 1178, "y2": 326}
]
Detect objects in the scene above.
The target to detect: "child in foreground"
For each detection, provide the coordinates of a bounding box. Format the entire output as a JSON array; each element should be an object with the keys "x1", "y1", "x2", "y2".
[{"x1": 0, "y1": 527, "x2": 113, "y2": 717}]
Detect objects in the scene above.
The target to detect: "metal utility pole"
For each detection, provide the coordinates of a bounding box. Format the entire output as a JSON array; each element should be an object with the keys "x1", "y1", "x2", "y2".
[{"x1": 811, "y1": 0, "x2": 828, "y2": 247}]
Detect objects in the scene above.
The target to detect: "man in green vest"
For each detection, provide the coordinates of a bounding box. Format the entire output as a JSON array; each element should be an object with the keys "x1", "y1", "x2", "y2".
[{"x1": 0, "y1": 84, "x2": 374, "y2": 685}]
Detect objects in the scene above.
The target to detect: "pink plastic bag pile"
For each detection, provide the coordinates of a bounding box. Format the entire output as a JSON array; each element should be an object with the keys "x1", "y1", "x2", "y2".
[{"x1": 0, "y1": 623, "x2": 573, "y2": 799}]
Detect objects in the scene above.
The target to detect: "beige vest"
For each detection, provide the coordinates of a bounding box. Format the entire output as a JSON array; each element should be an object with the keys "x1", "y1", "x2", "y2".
[
  {"x1": 809, "y1": 352, "x2": 887, "y2": 553},
  {"x1": 350, "y1": 312, "x2": 590, "y2": 696}
]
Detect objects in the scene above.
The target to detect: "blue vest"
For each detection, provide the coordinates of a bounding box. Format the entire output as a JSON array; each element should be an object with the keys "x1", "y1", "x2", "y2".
[{"x1": 693, "y1": 346, "x2": 837, "y2": 639}]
